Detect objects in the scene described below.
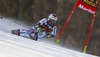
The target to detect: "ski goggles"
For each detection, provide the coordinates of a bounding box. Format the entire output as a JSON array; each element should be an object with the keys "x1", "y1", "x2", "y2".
[{"x1": 49, "y1": 19, "x2": 56, "y2": 24}]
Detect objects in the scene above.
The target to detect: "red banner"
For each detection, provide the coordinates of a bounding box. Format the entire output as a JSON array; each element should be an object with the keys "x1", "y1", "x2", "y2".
[{"x1": 76, "y1": 0, "x2": 99, "y2": 15}]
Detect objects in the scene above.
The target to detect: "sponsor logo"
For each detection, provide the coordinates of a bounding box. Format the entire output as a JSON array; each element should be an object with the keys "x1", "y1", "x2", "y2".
[
  {"x1": 82, "y1": 0, "x2": 99, "y2": 8},
  {"x1": 79, "y1": 4, "x2": 96, "y2": 14}
]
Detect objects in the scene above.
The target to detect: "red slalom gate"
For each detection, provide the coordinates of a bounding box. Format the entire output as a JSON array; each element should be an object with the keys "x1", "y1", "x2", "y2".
[
  {"x1": 56, "y1": 0, "x2": 99, "y2": 53},
  {"x1": 84, "y1": 15, "x2": 96, "y2": 52}
]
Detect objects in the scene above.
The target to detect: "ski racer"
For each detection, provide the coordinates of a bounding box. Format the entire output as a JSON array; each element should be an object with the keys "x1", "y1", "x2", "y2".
[{"x1": 12, "y1": 13, "x2": 57, "y2": 41}]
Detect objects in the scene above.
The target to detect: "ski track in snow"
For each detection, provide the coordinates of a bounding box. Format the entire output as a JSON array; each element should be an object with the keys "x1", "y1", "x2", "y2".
[{"x1": 0, "y1": 18, "x2": 98, "y2": 57}]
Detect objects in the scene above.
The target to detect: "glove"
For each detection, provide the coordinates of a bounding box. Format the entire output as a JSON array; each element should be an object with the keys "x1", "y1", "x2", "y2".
[
  {"x1": 37, "y1": 28, "x2": 41, "y2": 33},
  {"x1": 47, "y1": 34, "x2": 55, "y2": 38},
  {"x1": 37, "y1": 28, "x2": 41, "y2": 31},
  {"x1": 47, "y1": 34, "x2": 51, "y2": 38},
  {"x1": 37, "y1": 28, "x2": 43, "y2": 35}
]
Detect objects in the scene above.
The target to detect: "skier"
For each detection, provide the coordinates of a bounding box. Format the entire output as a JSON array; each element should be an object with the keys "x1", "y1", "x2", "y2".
[{"x1": 12, "y1": 13, "x2": 57, "y2": 41}]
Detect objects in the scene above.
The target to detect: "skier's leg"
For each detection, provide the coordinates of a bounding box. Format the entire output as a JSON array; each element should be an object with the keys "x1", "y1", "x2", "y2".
[
  {"x1": 18, "y1": 29, "x2": 37, "y2": 40},
  {"x1": 20, "y1": 27, "x2": 37, "y2": 35},
  {"x1": 17, "y1": 28, "x2": 38, "y2": 41},
  {"x1": 37, "y1": 31, "x2": 46, "y2": 39},
  {"x1": 20, "y1": 29, "x2": 27, "y2": 34},
  {"x1": 12, "y1": 29, "x2": 32, "y2": 36},
  {"x1": 12, "y1": 29, "x2": 20, "y2": 36},
  {"x1": 27, "y1": 27, "x2": 38, "y2": 41}
]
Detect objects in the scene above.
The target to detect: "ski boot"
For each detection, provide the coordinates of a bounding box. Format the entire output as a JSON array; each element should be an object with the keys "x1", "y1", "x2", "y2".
[
  {"x1": 33, "y1": 36, "x2": 38, "y2": 41},
  {"x1": 11, "y1": 29, "x2": 20, "y2": 36},
  {"x1": 29, "y1": 34, "x2": 38, "y2": 41}
]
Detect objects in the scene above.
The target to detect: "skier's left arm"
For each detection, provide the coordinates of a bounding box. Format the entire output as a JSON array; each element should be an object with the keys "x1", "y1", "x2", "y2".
[{"x1": 51, "y1": 26, "x2": 57, "y2": 37}]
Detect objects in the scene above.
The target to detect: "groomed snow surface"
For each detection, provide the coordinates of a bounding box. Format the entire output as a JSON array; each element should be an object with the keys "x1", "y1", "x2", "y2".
[{"x1": 0, "y1": 18, "x2": 98, "y2": 57}]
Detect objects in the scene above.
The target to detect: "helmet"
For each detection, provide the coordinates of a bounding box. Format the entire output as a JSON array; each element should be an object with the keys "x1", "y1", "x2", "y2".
[{"x1": 48, "y1": 13, "x2": 57, "y2": 24}]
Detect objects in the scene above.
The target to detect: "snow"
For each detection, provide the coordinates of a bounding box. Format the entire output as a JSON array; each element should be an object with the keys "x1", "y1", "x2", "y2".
[{"x1": 0, "y1": 18, "x2": 98, "y2": 57}]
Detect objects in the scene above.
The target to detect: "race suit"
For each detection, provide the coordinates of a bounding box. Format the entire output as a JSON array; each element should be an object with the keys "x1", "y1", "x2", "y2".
[{"x1": 19, "y1": 18, "x2": 57, "y2": 39}]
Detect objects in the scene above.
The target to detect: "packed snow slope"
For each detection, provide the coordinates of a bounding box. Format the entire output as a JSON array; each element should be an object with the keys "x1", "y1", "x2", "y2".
[{"x1": 0, "y1": 18, "x2": 98, "y2": 57}]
